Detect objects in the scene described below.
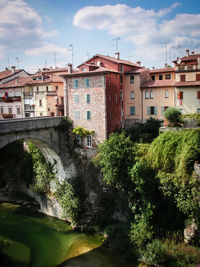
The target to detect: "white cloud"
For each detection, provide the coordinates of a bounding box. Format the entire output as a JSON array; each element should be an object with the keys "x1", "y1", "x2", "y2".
[
  {"x1": 73, "y1": 3, "x2": 200, "y2": 66},
  {"x1": 0, "y1": 0, "x2": 65, "y2": 56},
  {"x1": 25, "y1": 42, "x2": 69, "y2": 56}
]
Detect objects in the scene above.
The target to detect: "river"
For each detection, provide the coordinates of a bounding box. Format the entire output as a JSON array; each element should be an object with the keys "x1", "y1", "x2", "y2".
[{"x1": 0, "y1": 203, "x2": 137, "y2": 267}]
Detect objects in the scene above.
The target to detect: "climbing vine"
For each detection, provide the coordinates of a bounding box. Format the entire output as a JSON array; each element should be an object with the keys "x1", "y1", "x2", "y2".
[{"x1": 72, "y1": 126, "x2": 94, "y2": 137}]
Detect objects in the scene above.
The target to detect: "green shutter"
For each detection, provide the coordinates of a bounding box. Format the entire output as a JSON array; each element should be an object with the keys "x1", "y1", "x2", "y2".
[
  {"x1": 147, "y1": 106, "x2": 150, "y2": 115},
  {"x1": 86, "y1": 94, "x2": 90, "y2": 103},
  {"x1": 74, "y1": 79, "x2": 78, "y2": 88},
  {"x1": 85, "y1": 78, "x2": 90, "y2": 88},
  {"x1": 154, "y1": 106, "x2": 157, "y2": 115},
  {"x1": 87, "y1": 111, "x2": 91, "y2": 120},
  {"x1": 130, "y1": 106, "x2": 135, "y2": 115},
  {"x1": 161, "y1": 106, "x2": 164, "y2": 115},
  {"x1": 74, "y1": 94, "x2": 79, "y2": 103}
]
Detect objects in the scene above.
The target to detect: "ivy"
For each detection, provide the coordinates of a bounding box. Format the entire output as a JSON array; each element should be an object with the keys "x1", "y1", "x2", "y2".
[{"x1": 72, "y1": 126, "x2": 94, "y2": 137}]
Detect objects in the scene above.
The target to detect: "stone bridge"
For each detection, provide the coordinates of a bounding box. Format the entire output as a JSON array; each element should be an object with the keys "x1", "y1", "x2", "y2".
[{"x1": 0, "y1": 117, "x2": 77, "y2": 183}]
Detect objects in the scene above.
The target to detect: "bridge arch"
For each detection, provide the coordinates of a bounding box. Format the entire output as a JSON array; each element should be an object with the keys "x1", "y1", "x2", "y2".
[{"x1": 0, "y1": 117, "x2": 77, "y2": 183}]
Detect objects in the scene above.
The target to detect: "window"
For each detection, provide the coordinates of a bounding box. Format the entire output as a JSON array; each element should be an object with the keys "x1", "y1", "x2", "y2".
[
  {"x1": 73, "y1": 79, "x2": 79, "y2": 88},
  {"x1": 86, "y1": 94, "x2": 90, "y2": 103},
  {"x1": 82, "y1": 67, "x2": 86, "y2": 72},
  {"x1": 147, "y1": 106, "x2": 157, "y2": 115},
  {"x1": 159, "y1": 75, "x2": 163, "y2": 80},
  {"x1": 177, "y1": 91, "x2": 183, "y2": 99},
  {"x1": 74, "y1": 94, "x2": 79, "y2": 103},
  {"x1": 196, "y1": 74, "x2": 200, "y2": 81},
  {"x1": 120, "y1": 90, "x2": 123, "y2": 102},
  {"x1": 130, "y1": 106, "x2": 135, "y2": 115},
  {"x1": 151, "y1": 75, "x2": 155, "y2": 81},
  {"x1": 37, "y1": 87, "x2": 39, "y2": 92},
  {"x1": 40, "y1": 113, "x2": 43, "y2": 116},
  {"x1": 130, "y1": 75, "x2": 134, "y2": 83},
  {"x1": 61, "y1": 97, "x2": 64, "y2": 104},
  {"x1": 55, "y1": 86, "x2": 58, "y2": 90},
  {"x1": 17, "y1": 108, "x2": 20, "y2": 115},
  {"x1": 145, "y1": 90, "x2": 149, "y2": 99},
  {"x1": 8, "y1": 108, "x2": 12, "y2": 114},
  {"x1": 85, "y1": 78, "x2": 90, "y2": 88},
  {"x1": 180, "y1": 75, "x2": 185, "y2": 82},
  {"x1": 197, "y1": 108, "x2": 200, "y2": 113},
  {"x1": 120, "y1": 74, "x2": 123, "y2": 84},
  {"x1": 86, "y1": 110, "x2": 91, "y2": 120},
  {"x1": 86, "y1": 135, "x2": 92, "y2": 147},
  {"x1": 120, "y1": 64, "x2": 123, "y2": 72},
  {"x1": 165, "y1": 90, "x2": 169, "y2": 98},
  {"x1": 75, "y1": 111, "x2": 80, "y2": 119},
  {"x1": 165, "y1": 74, "x2": 171, "y2": 80},
  {"x1": 39, "y1": 99, "x2": 42, "y2": 106},
  {"x1": 46, "y1": 86, "x2": 48, "y2": 91},
  {"x1": 150, "y1": 90, "x2": 153, "y2": 99},
  {"x1": 161, "y1": 106, "x2": 169, "y2": 114},
  {"x1": 197, "y1": 91, "x2": 200, "y2": 99},
  {"x1": 1, "y1": 107, "x2": 3, "y2": 113},
  {"x1": 131, "y1": 91, "x2": 135, "y2": 99}
]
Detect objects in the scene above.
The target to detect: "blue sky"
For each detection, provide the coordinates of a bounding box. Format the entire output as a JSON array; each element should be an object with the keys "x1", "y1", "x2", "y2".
[{"x1": 0, "y1": 0, "x2": 200, "y2": 72}]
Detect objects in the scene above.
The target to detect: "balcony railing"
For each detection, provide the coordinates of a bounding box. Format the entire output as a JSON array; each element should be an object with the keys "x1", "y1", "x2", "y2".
[{"x1": 0, "y1": 97, "x2": 21, "y2": 102}]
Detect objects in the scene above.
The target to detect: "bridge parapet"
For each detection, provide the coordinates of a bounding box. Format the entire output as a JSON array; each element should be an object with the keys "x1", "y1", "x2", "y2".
[{"x1": 0, "y1": 116, "x2": 63, "y2": 133}]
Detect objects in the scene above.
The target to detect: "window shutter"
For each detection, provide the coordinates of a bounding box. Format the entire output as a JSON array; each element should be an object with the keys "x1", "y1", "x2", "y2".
[
  {"x1": 85, "y1": 78, "x2": 90, "y2": 88},
  {"x1": 155, "y1": 106, "x2": 157, "y2": 115},
  {"x1": 197, "y1": 91, "x2": 200, "y2": 99},
  {"x1": 147, "y1": 106, "x2": 150, "y2": 115},
  {"x1": 87, "y1": 111, "x2": 91, "y2": 120},
  {"x1": 130, "y1": 106, "x2": 135, "y2": 115},
  {"x1": 74, "y1": 80, "x2": 78, "y2": 88},
  {"x1": 177, "y1": 91, "x2": 183, "y2": 99},
  {"x1": 86, "y1": 94, "x2": 90, "y2": 103},
  {"x1": 161, "y1": 106, "x2": 164, "y2": 115}
]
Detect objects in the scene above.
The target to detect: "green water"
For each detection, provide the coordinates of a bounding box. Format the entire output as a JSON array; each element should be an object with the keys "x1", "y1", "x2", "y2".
[{"x1": 0, "y1": 203, "x2": 137, "y2": 267}]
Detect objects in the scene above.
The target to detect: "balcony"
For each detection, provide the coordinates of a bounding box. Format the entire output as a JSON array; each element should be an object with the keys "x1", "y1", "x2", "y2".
[
  {"x1": 0, "y1": 97, "x2": 21, "y2": 102},
  {"x1": 46, "y1": 91, "x2": 57, "y2": 96},
  {"x1": 24, "y1": 104, "x2": 35, "y2": 112}
]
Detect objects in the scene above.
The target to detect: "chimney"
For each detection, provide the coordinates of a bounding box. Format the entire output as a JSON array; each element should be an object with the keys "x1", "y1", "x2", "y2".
[
  {"x1": 50, "y1": 66, "x2": 53, "y2": 70},
  {"x1": 5, "y1": 67, "x2": 8, "y2": 71},
  {"x1": 192, "y1": 51, "x2": 195, "y2": 55},
  {"x1": 68, "y1": 63, "x2": 72, "y2": 73},
  {"x1": 115, "y1": 52, "x2": 120, "y2": 60},
  {"x1": 11, "y1": 66, "x2": 16, "y2": 74},
  {"x1": 186, "y1": 49, "x2": 189, "y2": 57},
  {"x1": 137, "y1": 61, "x2": 141, "y2": 67},
  {"x1": 165, "y1": 63, "x2": 168, "y2": 68}
]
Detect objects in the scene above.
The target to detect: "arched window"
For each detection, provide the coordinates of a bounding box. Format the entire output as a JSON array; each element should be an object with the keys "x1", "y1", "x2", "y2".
[{"x1": 131, "y1": 90, "x2": 135, "y2": 99}]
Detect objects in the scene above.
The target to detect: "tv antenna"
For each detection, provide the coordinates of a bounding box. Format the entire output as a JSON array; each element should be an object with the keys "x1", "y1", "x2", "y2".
[
  {"x1": 113, "y1": 37, "x2": 120, "y2": 53},
  {"x1": 69, "y1": 44, "x2": 73, "y2": 67}
]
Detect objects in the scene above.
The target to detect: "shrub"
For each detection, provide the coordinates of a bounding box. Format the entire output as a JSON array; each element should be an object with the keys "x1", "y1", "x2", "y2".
[
  {"x1": 140, "y1": 239, "x2": 169, "y2": 266},
  {"x1": 164, "y1": 107, "x2": 182, "y2": 126}
]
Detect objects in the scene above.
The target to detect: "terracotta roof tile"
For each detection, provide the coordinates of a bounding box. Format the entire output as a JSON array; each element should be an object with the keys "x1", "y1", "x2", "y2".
[
  {"x1": 0, "y1": 76, "x2": 31, "y2": 88},
  {"x1": 150, "y1": 68, "x2": 175, "y2": 73},
  {"x1": 174, "y1": 81, "x2": 200, "y2": 87}
]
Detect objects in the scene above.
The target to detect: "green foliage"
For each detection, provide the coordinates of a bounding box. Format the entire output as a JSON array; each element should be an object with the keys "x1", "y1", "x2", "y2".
[
  {"x1": 130, "y1": 216, "x2": 153, "y2": 248},
  {"x1": 164, "y1": 107, "x2": 182, "y2": 126},
  {"x1": 72, "y1": 126, "x2": 94, "y2": 137},
  {"x1": 57, "y1": 116, "x2": 72, "y2": 132},
  {"x1": 94, "y1": 131, "x2": 135, "y2": 190},
  {"x1": 148, "y1": 129, "x2": 200, "y2": 218},
  {"x1": 140, "y1": 239, "x2": 169, "y2": 266},
  {"x1": 55, "y1": 179, "x2": 83, "y2": 225},
  {"x1": 28, "y1": 142, "x2": 56, "y2": 193},
  {"x1": 126, "y1": 118, "x2": 161, "y2": 143}
]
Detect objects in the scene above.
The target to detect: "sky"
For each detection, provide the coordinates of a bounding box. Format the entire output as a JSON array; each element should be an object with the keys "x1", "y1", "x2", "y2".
[{"x1": 0, "y1": 0, "x2": 200, "y2": 73}]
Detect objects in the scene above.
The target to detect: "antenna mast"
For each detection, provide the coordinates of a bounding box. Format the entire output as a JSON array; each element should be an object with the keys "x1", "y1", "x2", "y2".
[
  {"x1": 16, "y1": 57, "x2": 19, "y2": 69},
  {"x1": 113, "y1": 37, "x2": 120, "y2": 53},
  {"x1": 54, "y1": 51, "x2": 57, "y2": 68},
  {"x1": 69, "y1": 44, "x2": 73, "y2": 67}
]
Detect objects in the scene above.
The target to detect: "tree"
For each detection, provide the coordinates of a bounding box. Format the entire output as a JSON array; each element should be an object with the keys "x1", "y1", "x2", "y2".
[
  {"x1": 94, "y1": 131, "x2": 135, "y2": 191},
  {"x1": 164, "y1": 107, "x2": 182, "y2": 126}
]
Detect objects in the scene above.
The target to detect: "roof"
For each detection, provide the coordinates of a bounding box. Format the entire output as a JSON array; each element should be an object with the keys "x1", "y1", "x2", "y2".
[
  {"x1": 150, "y1": 68, "x2": 175, "y2": 74},
  {"x1": 0, "y1": 69, "x2": 12, "y2": 80},
  {"x1": 173, "y1": 54, "x2": 200, "y2": 64},
  {"x1": 174, "y1": 81, "x2": 200, "y2": 87},
  {"x1": 142, "y1": 80, "x2": 175, "y2": 88},
  {"x1": 28, "y1": 74, "x2": 64, "y2": 85},
  {"x1": 125, "y1": 68, "x2": 149, "y2": 74},
  {"x1": 61, "y1": 66, "x2": 119, "y2": 77},
  {"x1": 0, "y1": 76, "x2": 32, "y2": 89},
  {"x1": 78, "y1": 54, "x2": 140, "y2": 68}
]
